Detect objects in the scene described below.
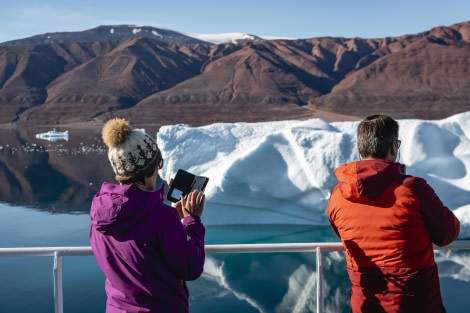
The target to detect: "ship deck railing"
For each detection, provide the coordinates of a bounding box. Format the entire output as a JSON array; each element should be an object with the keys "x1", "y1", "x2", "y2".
[{"x1": 1, "y1": 240, "x2": 470, "y2": 313}]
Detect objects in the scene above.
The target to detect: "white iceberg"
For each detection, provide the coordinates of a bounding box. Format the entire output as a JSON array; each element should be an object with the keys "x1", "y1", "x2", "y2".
[
  {"x1": 35, "y1": 129, "x2": 69, "y2": 142},
  {"x1": 157, "y1": 112, "x2": 470, "y2": 238}
]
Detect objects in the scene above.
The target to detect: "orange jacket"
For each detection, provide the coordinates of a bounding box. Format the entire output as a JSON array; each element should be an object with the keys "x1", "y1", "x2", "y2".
[{"x1": 327, "y1": 160, "x2": 460, "y2": 313}]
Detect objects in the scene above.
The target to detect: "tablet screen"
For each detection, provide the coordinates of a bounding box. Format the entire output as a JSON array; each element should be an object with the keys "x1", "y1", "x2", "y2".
[{"x1": 169, "y1": 187, "x2": 183, "y2": 201}]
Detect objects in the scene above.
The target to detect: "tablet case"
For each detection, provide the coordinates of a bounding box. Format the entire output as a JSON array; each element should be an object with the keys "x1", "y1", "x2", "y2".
[{"x1": 167, "y1": 169, "x2": 209, "y2": 202}]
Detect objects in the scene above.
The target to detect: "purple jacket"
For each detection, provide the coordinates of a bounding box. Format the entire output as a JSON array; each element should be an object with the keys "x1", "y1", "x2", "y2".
[{"x1": 90, "y1": 182, "x2": 205, "y2": 313}]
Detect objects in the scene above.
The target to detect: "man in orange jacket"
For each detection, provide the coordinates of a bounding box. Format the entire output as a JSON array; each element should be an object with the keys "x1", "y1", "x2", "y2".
[{"x1": 327, "y1": 114, "x2": 460, "y2": 313}]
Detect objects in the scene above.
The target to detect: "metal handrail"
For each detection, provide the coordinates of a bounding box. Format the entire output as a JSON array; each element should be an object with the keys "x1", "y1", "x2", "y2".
[{"x1": 1, "y1": 240, "x2": 469, "y2": 313}]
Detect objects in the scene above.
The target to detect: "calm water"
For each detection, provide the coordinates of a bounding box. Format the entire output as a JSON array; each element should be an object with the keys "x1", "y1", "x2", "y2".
[{"x1": 0, "y1": 128, "x2": 468, "y2": 313}]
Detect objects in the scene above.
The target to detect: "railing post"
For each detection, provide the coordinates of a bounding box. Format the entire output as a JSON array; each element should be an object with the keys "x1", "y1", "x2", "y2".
[
  {"x1": 53, "y1": 251, "x2": 64, "y2": 313},
  {"x1": 316, "y1": 246, "x2": 323, "y2": 313}
]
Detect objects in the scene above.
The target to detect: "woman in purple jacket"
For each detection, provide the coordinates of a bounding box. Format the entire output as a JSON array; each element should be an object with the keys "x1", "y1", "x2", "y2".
[{"x1": 90, "y1": 118, "x2": 206, "y2": 313}]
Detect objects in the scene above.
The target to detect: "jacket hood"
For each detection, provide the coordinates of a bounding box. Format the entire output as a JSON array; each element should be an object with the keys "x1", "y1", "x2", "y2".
[
  {"x1": 90, "y1": 182, "x2": 165, "y2": 236},
  {"x1": 335, "y1": 160, "x2": 403, "y2": 202}
]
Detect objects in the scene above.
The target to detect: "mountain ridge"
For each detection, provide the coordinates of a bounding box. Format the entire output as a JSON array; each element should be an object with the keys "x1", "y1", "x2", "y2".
[
  {"x1": 0, "y1": 25, "x2": 266, "y2": 46},
  {"x1": 0, "y1": 22, "x2": 469, "y2": 127}
]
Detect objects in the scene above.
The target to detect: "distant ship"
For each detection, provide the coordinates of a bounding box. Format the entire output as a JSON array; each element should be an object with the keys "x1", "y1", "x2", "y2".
[{"x1": 35, "y1": 129, "x2": 69, "y2": 142}]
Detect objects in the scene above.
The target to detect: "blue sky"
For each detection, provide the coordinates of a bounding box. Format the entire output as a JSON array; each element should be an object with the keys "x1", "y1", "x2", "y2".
[{"x1": 1, "y1": 0, "x2": 469, "y2": 43}]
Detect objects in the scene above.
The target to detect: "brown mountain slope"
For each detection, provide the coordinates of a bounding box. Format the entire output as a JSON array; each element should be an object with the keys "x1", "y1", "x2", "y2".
[
  {"x1": 0, "y1": 41, "x2": 121, "y2": 122},
  {"x1": 0, "y1": 22, "x2": 469, "y2": 126},
  {"x1": 22, "y1": 39, "x2": 211, "y2": 123},
  {"x1": 119, "y1": 39, "x2": 350, "y2": 125},
  {"x1": 310, "y1": 42, "x2": 470, "y2": 118},
  {"x1": 309, "y1": 23, "x2": 470, "y2": 119}
]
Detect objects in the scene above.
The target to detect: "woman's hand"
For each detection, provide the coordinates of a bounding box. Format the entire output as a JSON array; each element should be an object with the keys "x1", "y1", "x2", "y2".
[{"x1": 180, "y1": 190, "x2": 205, "y2": 218}]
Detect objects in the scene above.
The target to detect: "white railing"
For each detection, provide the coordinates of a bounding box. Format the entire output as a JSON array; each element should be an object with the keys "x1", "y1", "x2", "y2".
[{"x1": 1, "y1": 240, "x2": 469, "y2": 313}]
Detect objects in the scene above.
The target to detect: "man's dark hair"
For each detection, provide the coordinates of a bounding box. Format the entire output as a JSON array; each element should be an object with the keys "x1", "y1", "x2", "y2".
[{"x1": 357, "y1": 114, "x2": 399, "y2": 159}]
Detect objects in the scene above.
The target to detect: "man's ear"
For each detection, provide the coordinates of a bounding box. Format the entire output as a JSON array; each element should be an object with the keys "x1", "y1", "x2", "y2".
[{"x1": 387, "y1": 142, "x2": 398, "y2": 162}]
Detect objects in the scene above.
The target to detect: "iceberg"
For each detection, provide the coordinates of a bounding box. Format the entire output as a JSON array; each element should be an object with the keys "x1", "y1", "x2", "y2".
[
  {"x1": 35, "y1": 129, "x2": 69, "y2": 142},
  {"x1": 157, "y1": 112, "x2": 470, "y2": 238}
]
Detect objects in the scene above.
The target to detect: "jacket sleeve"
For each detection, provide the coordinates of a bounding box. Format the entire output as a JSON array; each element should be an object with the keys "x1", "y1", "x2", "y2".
[
  {"x1": 156, "y1": 207, "x2": 206, "y2": 281},
  {"x1": 326, "y1": 184, "x2": 342, "y2": 239},
  {"x1": 405, "y1": 177, "x2": 460, "y2": 246}
]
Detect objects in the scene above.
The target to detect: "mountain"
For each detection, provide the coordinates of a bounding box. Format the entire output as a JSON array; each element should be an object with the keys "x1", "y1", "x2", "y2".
[
  {"x1": 0, "y1": 23, "x2": 469, "y2": 127},
  {"x1": 0, "y1": 25, "x2": 211, "y2": 46}
]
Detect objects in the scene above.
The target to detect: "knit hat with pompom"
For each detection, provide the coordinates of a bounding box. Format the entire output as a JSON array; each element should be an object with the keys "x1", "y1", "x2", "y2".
[{"x1": 102, "y1": 118, "x2": 161, "y2": 183}]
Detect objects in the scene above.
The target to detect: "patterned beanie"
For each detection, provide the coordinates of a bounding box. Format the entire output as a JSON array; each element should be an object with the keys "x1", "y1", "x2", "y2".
[{"x1": 102, "y1": 118, "x2": 161, "y2": 183}]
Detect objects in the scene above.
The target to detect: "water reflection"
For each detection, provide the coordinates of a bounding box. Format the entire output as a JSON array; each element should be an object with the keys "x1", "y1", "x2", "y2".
[{"x1": 0, "y1": 127, "x2": 116, "y2": 213}]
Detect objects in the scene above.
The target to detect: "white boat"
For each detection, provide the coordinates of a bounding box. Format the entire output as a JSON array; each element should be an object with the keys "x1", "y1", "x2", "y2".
[{"x1": 35, "y1": 130, "x2": 69, "y2": 142}]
